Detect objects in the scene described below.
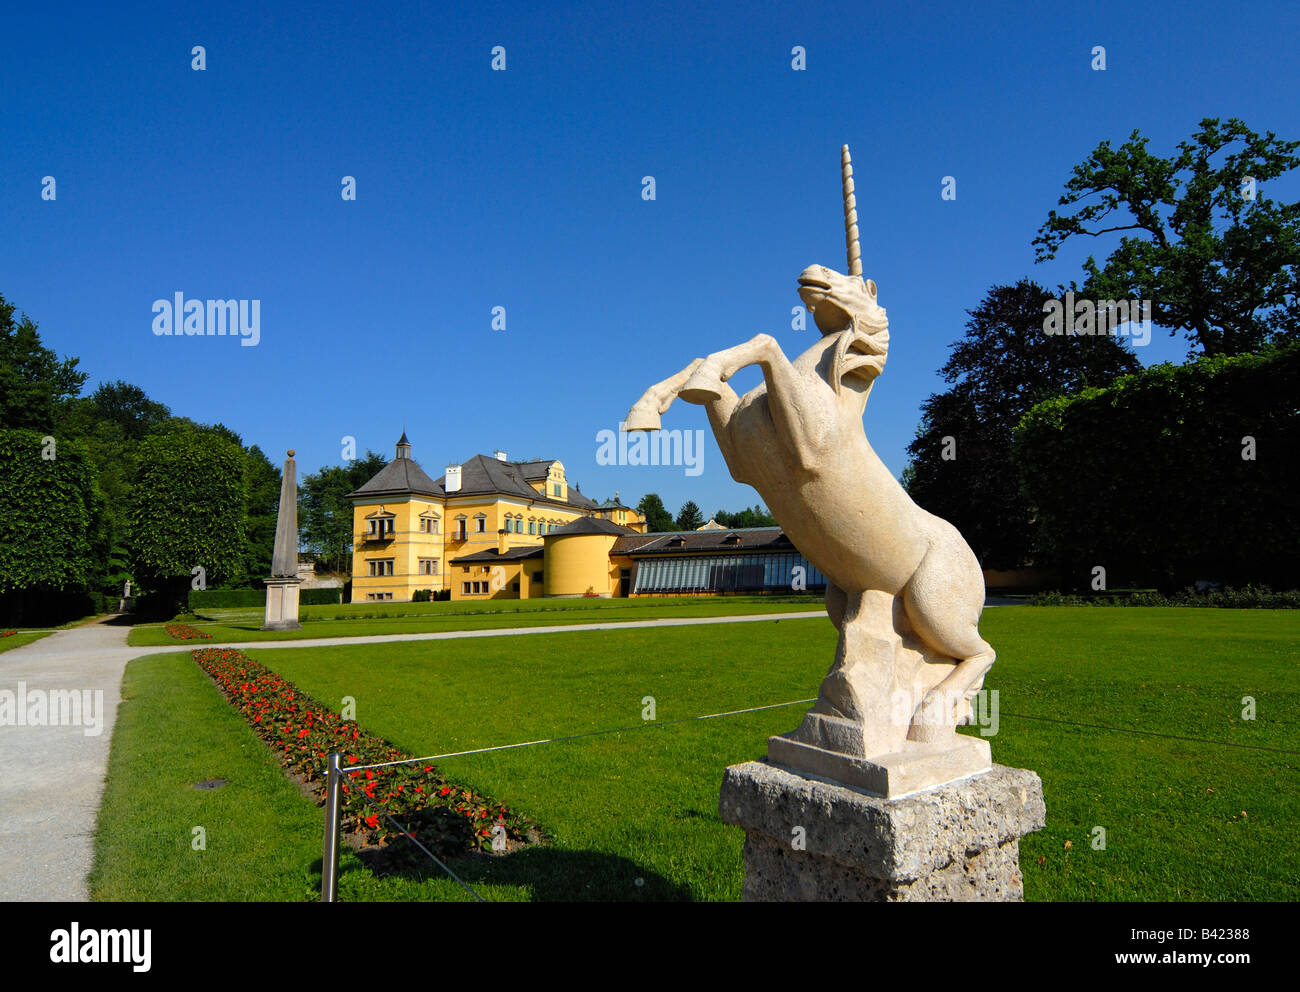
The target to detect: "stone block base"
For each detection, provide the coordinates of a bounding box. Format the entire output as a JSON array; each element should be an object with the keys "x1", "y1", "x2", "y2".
[
  {"x1": 262, "y1": 578, "x2": 302, "y2": 631},
  {"x1": 718, "y1": 760, "x2": 1045, "y2": 902},
  {"x1": 768, "y1": 732, "x2": 990, "y2": 799}
]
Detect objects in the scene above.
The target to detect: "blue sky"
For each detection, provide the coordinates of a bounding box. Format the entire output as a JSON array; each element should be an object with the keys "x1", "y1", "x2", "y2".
[{"x1": 4, "y1": 0, "x2": 1298, "y2": 517}]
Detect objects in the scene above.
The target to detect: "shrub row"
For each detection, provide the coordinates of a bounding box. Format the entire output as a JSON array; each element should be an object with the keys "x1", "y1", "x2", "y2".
[
  {"x1": 1016, "y1": 346, "x2": 1300, "y2": 589},
  {"x1": 191, "y1": 648, "x2": 535, "y2": 857},
  {"x1": 189, "y1": 587, "x2": 343, "y2": 609},
  {"x1": 1028, "y1": 585, "x2": 1300, "y2": 609}
]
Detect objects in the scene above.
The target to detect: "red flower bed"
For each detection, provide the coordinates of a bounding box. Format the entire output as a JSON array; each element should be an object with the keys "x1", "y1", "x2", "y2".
[
  {"x1": 166, "y1": 623, "x2": 212, "y2": 640},
  {"x1": 1, "y1": 630, "x2": 16, "y2": 638},
  {"x1": 191, "y1": 648, "x2": 532, "y2": 855}
]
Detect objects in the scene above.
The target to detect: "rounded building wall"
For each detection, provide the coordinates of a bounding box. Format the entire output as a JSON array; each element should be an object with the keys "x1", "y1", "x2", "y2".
[{"x1": 544, "y1": 533, "x2": 618, "y2": 597}]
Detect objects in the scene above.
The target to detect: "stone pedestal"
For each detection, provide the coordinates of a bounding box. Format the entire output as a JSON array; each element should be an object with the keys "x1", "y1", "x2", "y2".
[
  {"x1": 262, "y1": 577, "x2": 302, "y2": 631},
  {"x1": 719, "y1": 760, "x2": 1045, "y2": 902}
]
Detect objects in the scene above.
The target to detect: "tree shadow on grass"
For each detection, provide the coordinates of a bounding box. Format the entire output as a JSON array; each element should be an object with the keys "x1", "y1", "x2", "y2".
[
  {"x1": 320, "y1": 845, "x2": 695, "y2": 902},
  {"x1": 453, "y1": 845, "x2": 695, "y2": 901}
]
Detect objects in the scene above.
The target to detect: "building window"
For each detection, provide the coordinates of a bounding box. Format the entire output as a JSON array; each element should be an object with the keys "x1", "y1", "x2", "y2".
[
  {"x1": 528, "y1": 520, "x2": 536, "y2": 535},
  {"x1": 455, "y1": 517, "x2": 467, "y2": 540},
  {"x1": 476, "y1": 515, "x2": 486, "y2": 533},
  {"x1": 553, "y1": 484, "x2": 561, "y2": 497},
  {"x1": 368, "y1": 516, "x2": 394, "y2": 537},
  {"x1": 418, "y1": 559, "x2": 439, "y2": 575},
  {"x1": 514, "y1": 519, "x2": 523, "y2": 533},
  {"x1": 462, "y1": 582, "x2": 471, "y2": 595},
  {"x1": 419, "y1": 516, "x2": 439, "y2": 534},
  {"x1": 462, "y1": 566, "x2": 470, "y2": 574},
  {"x1": 367, "y1": 559, "x2": 394, "y2": 577},
  {"x1": 532, "y1": 570, "x2": 543, "y2": 583}
]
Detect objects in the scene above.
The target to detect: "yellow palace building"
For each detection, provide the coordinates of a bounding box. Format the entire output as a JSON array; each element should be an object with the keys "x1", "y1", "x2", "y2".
[{"x1": 347, "y1": 434, "x2": 648, "y2": 602}]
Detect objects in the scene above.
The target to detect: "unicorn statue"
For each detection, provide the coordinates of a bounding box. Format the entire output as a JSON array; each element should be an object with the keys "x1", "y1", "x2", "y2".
[{"x1": 624, "y1": 147, "x2": 995, "y2": 795}]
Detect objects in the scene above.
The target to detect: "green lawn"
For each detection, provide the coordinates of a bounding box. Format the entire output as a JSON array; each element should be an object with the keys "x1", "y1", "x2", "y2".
[
  {"x1": 94, "y1": 607, "x2": 1300, "y2": 901},
  {"x1": 0, "y1": 630, "x2": 54, "y2": 653},
  {"x1": 124, "y1": 594, "x2": 826, "y2": 646}
]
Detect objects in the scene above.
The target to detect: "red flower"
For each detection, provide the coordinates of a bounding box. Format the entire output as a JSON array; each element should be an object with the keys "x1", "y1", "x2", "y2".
[{"x1": 364, "y1": 815, "x2": 379, "y2": 829}]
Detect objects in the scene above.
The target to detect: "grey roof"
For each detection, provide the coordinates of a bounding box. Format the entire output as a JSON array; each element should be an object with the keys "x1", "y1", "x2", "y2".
[
  {"x1": 451, "y1": 545, "x2": 545, "y2": 564},
  {"x1": 514, "y1": 459, "x2": 555, "y2": 481},
  {"x1": 549, "y1": 517, "x2": 636, "y2": 537},
  {"x1": 610, "y1": 527, "x2": 792, "y2": 556},
  {"x1": 349, "y1": 450, "x2": 595, "y2": 509},
  {"x1": 347, "y1": 455, "x2": 442, "y2": 499}
]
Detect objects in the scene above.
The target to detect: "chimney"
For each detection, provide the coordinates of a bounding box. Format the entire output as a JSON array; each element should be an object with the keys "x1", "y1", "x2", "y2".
[
  {"x1": 498, "y1": 528, "x2": 508, "y2": 554},
  {"x1": 445, "y1": 465, "x2": 462, "y2": 493},
  {"x1": 494, "y1": 450, "x2": 508, "y2": 462}
]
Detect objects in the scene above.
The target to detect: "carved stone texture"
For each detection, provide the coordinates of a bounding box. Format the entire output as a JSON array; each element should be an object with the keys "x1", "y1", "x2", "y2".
[{"x1": 719, "y1": 760, "x2": 1045, "y2": 902}]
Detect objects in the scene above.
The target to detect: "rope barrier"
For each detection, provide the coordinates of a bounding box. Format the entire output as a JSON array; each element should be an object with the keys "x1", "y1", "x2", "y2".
[
  {"x1": 344, "y1": 697, "x2": 819, "y2": 772},
  {"x1": 1000, "y1": 712, "x2": 1300, "y2": 756}
]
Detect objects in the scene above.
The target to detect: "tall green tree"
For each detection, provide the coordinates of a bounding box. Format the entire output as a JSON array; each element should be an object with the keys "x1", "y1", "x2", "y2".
[
  {"x1": 128, "y1": 426, "x2": 247, "y2": 614},
  {"x1": 54, "y1": 382, "x2": 174, "y2": 596},
  {"x1": 904, "y1": 280, "x2": 1139, "y2": 568},
  {"x1": 1034, "y1": 118, "x2": 1300, "y2": 357},
  {"x1": 0, "y1": 429, "x2": 100, "y2": 622},
  {"x1": 675, "y1": 500, "x2": 704, "y2": 531},
  {"x1": 242, "y1": 445, "x2": 281, "y2": 585},
  {"x1": 0, "y1": 294, "x2": 87, "y2": 429},
  {"x1": 636, "y1": 493, "x2": 675, "y2": 532},
  {"x1": 299, "y1": 451, "x2": 389, "y2": 575}
]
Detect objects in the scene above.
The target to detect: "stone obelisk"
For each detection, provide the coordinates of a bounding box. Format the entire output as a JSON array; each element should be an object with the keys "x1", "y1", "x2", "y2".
[{"x1": 262, "y1": 449, "x2": 302, "y2": 631}]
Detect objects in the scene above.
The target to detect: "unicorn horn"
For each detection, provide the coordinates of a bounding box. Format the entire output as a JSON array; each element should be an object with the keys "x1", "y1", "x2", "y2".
[{"x1": 841, "y1": 144, "x2": 862, "y2": 277}]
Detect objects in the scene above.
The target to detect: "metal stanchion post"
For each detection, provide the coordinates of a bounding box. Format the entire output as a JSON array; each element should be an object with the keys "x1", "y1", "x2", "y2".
[{"x1": 321, "y1": 751, "x2": 342, "y2": 902}]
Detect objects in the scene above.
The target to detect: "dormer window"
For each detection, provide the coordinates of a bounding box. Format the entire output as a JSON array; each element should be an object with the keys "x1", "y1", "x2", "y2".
[{"x1": 668, "y1": 537, "x2": 685, "y2": 548}]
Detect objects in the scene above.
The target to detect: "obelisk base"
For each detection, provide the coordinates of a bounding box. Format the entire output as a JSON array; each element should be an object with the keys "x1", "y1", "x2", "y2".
[
  {"x1": 718, "y1": 760, "x2": 1045, "y2": 901},
  {"x1": 262, "y1": 577, "x2": 302, "y2": 631}
]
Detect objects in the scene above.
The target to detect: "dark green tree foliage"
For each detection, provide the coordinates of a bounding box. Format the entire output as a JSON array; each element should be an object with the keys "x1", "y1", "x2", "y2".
[
  {"x1": 299, "y1": 451, "x2": 388, "y2": 575},
  {"x1": 713, "y1": 505, "x2": 777, "y2": 528},
  {"x1": 128, "y1": 427, "x2": 247, "y2": 610},
  {"x1": 0, "y1": 295, "x2": 87, "y2": 430},
  {"x1": 636, "y1": 493, "x2": 675, "y2": 532},
  {"x1": 0, "y1": 430, "x2": 98, "y2": 597},
  {"x1": 675, "y1": 500, "x2": 704, "y2": 531},
  {"x1": 1015, "y1": 347, "x2": 1300, "y2": 590},
  {"x1": 54, "y1": 382, "x2": 173, "y2": 596},
  {"x1": 904, "y1": 280, "x2": 1139, "y2": 568},
  {"x1": 1034, "y1": 118, "x2": 1300, "y2": 357},
  {"x1": 241, "y1": 445, "x2": 282, "y2": 585}
]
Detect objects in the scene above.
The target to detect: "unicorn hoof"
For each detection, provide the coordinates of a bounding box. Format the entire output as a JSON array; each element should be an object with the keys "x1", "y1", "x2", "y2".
[
  {"x1": 623, "y1": 406, "x2": 661, "y2": 431},
  {"x1": 678, "y1": 364, "x2": 725, "y2": 403}
]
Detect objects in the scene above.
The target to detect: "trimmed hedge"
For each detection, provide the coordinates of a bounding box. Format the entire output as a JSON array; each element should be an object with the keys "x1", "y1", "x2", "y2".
[
  {"x1": 189, "y1": 586, "x2": 343, "y2": 609},
  {"x1": 1029, "y1": 585, "x2": 1300, "y2": 609},
  {"x1": 1015, "y1": 346, "x2": 1300, "y2": 590}
]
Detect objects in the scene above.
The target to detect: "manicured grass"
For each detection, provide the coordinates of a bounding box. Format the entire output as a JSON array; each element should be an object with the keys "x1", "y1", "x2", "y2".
[
  {"x1": 95, "y1": 607, "x2": 1299, "y2": 900},
  {"x1": 124, "y1": 594, "x2": 826, "y2": 646},
  {"x1": 89, "y1": 651, "x2": 526, "y2": 901},
  {"x1": 0, "y1": 631, "x2": 53, "y2": 654}
]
